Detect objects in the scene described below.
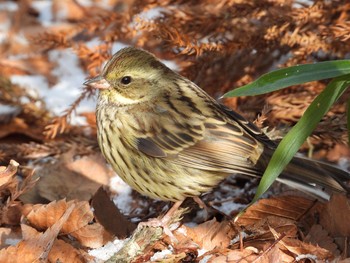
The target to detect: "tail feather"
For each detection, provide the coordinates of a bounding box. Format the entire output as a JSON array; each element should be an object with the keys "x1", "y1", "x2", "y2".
[{"x1": 278, "y1": 155, "x2": 350, "y2": 200}]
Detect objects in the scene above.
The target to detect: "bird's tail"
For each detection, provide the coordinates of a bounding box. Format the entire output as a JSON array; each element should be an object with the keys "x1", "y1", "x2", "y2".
[{"x1": 278, "y1": 155, "x2": 350, "y2": 200}]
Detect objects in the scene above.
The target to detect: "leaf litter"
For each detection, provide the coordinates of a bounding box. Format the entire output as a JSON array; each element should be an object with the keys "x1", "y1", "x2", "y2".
[{"x1": 0, "y1": 0, "x2": 349, "y2": 262}]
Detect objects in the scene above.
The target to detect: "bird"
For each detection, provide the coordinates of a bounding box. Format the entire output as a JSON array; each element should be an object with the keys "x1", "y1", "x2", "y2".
[{"x1": 85, "y1": 46, "x2": 349, "y2": 224}]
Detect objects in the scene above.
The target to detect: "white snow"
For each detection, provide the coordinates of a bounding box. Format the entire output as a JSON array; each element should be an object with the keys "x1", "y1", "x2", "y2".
[
  {"x1": 31, "y1": 1, "x2": 53, "y2": 26},
  {"x1": 109, "y1": 175, "x2": 133, "y2": 214},
  {"x1": 10, "y1": 48, "x2": 96, "y2": 125},
  {"x1": 88, "y1": 238, "x2": 127, "y2": 260}
]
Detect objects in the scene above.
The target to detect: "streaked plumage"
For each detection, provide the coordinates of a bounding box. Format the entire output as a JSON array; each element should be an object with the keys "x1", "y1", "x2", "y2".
[{"x1": 86, "y1": 47, "x2": 349, "y2": 202}]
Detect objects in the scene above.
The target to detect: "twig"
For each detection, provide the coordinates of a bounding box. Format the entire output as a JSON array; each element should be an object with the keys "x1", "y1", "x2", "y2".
[{"x1": 105, "y1": 207, "x2": 188, "y2": 263}]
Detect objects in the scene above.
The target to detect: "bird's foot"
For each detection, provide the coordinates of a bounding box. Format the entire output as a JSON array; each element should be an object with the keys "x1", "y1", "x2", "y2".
[
  {"x1": 138, "y1": 201, "x2": 184, "y2": 243},
  {"x1": 193, "y1": 196, "x2": 210, "y2": 220},
  {"x1": 138, "y1": 218, "x2": 179, "y2": 242}
]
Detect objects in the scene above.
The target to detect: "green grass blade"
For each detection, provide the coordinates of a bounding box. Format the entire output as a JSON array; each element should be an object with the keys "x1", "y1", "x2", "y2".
[
  {"x1": 224, "y1": 60, "x2": 350, "y2": 97},
  {"x1": 347, "y1": 98, "x2": 350, "y2": 145},
  {"x1": 251, "y1": 76, "x2": 349, "y2": 204}
]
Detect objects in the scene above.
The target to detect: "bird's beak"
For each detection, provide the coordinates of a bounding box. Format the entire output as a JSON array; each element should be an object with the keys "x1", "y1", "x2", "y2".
[{"x1": 84, "y1": 75, "x2": 110, "y2": 90}]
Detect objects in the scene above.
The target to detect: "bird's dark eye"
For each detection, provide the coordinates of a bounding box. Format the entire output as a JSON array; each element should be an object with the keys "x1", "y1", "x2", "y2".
[{"x1": 121, "y1": 76, "x2": 132, "y2": 85}]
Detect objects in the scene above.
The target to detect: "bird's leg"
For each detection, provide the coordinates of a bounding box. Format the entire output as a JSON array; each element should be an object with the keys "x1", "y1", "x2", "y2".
[
  {"x1": 193, "y1": 196, "x2": 209, "y2": 219},
  {"x1": 138, "y1": 201, "x2": 183, "y2": 242},
  {"x1": 160, "y1": 200, "x2": 183, "y2": 225},
  {"x1": 193, "y1": 196, "x2": 208, "y2": 210}
]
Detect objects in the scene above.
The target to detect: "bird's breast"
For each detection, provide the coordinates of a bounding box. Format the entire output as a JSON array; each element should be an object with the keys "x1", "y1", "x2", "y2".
[{"x1": 95, "y1": 106, "x2": 228, "y2": 202}]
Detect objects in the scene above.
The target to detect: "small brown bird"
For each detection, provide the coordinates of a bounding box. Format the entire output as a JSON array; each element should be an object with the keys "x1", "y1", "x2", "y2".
[{"x1": 86, "y1": 47, "x2": 349, "y2": 220}]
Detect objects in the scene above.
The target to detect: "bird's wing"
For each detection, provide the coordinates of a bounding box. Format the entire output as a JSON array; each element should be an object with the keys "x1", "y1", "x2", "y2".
[
  {"x1": 175, "y1": 120, "x2": 265, "y2": 176},
  {"x1": 135, "y1": 100, "x2": 266, "y2": 176},
  {"x1": 218, "y1": 104, "x2": 277, "y2": 149},
  {"x1": 135, "y1": 109, "x2": 206, "y2": 158}
]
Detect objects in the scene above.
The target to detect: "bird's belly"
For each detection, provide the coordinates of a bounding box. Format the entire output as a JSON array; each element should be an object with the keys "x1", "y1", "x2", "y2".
[
  {"x1": 115, "y1": 151, "x2": 225, "y2": 201},
  {"x1": 98, "y1": 131, "x2": 225, "y2": 201}
]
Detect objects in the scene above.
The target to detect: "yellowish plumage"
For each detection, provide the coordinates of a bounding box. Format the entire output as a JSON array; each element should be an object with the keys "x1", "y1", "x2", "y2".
[{"x1": 89, "y1": 47, "x2": 349, "y2": 202}]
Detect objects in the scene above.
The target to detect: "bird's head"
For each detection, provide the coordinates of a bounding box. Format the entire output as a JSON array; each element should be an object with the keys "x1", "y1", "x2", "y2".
[{"x1": 85, "y1": 47, "x2": 173, "y2": 106}]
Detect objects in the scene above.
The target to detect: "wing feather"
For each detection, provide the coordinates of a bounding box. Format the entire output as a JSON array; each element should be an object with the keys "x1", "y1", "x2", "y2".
[
  {"x1": 134, "y1": 80, "x2": 269, "y2": 177},
  {"x1": 136, "y1": 110, "x2": 265, "y2": 177}
]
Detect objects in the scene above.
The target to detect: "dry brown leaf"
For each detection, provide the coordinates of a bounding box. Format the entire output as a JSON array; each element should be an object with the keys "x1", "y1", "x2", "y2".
[
  {"x1": 70, "y1": 220, "x2": 113, "y2": 248},
  {"x1": 21, "y1": 224, "x2": 41, "y2": 240},
  {"x1": 235, "y1": 195, "x2": 316, "y2": 226},
  {"x1": 65, "y1": 152, "x2": 112, "y2": 185},
  {"x1": 37, "y1": 166, "x2": 101, "y2": 202},
  {"x1": 91, "y1": 186, "x2": 136, "y2": 238},
  {"x1": 224, "y1": 245, "x2": 295, "y2": 263},
  {"x1": 149, "y1": 251, "x2": 197, "y2": 262},
  {"x1": 48, "y1": 239, "x2": 90, "y2": 263},
  {"x1": 0, "y1": 204, "x2": 74, "y2": 263},
  {"x1": 0, "y1": 227, "x2": 22, "y2": 250},
  {"x1": 186, "y1": 218, "x2": 235, "y2": 251},
  {"x1": 52, "y1": 0, "x2": 86, "y2": 22},
  {"x1": 0, "y1": 162, "x2": 38, "y2": 229},
  {"x1": 323, "y1": 144, "x2": 350, "y2": 163},
  {"x1": 270, "y1": 226, "x2": 334, "y2": 261},
  {"x1": 229, "y1": 195, "x2": 318, "y2": 255},
  {"x1": 257, "y1": 244, "x2": 295, "y2": 263},
  {"x1": 1, "y1": 1, "x2": 350, "y2": 261},
  {"x1": 0, "y1": 201, "x2": 23, "y2": 226},
  {"x1": 0, "y1": 118, "x2": 44, "y2": 142},
  {"x1": 320, "y1": 194, "x2": 350, "y2": 237},
  {"x1": 0, "y1": 56, "x2": 55, "y2": 81},
  {"x1": 230, "y1": 217, "x2": 298, "y2": 253},
  {"x1": 0, "y1": 161, "x2": 25, "y2": 226},
  {"x1": 243, "y1": 216, "x2": 298, "y2": 237},
  {"x1": 79, "y1": 112, "x2": 97, "y2": 135},
  {"x1": 30, "y1": 151, "x2": 111, "y2": 202},
  {"x1": 0, "y1": 245, "x2": 24, "y2": 263},
  {"x1": 0, "y1": 160, "x2": 19, "y2": 187},
  {"x1": 304, "y1": 224, "x2": 340, "y2": 256},
  {"x1": 24, "y1": 199, "x2": 113, "y2": 248},
  {"x1": 200, "y1": 248, "x2": 259, "y2": 263},
  {"x1": 24, "y1": 199, "x2": 91, "y2": 234}
]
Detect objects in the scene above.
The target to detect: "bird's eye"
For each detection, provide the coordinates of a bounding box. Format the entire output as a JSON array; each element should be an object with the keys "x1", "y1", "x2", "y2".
[{"x1": 121, "y1": 76, "x2": 132, "y2": 85}]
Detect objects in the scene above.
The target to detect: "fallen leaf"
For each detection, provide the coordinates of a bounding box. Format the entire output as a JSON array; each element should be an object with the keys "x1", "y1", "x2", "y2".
[
  {"x1": 235, "y1": 195, "x2": 317, "y2": 226},
  {"x1": 91, "y1": 186, "x2": 136, "y2": 238},
  {"x1": 52, "y1": 0, "x2": 86, "y2": 21},
  {"x1": 320, "y1": 194, "x2": 350, "y2": 237},
  {"x1": 0, "y1": 118, "x2": 44, "y2": 142},
  {"x1": 0, "y1": 160, "x2": 19, "y2": 187},
  {"x1": 0, "y1": 56, "x2": 55, "y2": 81},
  {"x1": 304, "y1": 224, "x2": 339, "y2": 256},
  {"x1": 0, "y1": 201, "x2": 22, "y2": 226},
  {"x1": 65, "y1": 152, "x2": 113, "y2": 186},
  {"x1": 24, "y1": 199, "x2": 113, "y2": 248},
  {"x1": 33, "y1": 151, "x2": 112, "y2": 202},
  {"x1": 48, "y1": 239, "x2": 90, "y2": 263},
  {"x1": 0, "y1": 227, "x2": 22, "y2": 249},
  {"x1": 0, "y1": 204, "x2": 74, "y2": 262},
  {"x1": 229, "y1": 217, "x2": 298, "y2": 255},
  {"x1": 70, "y1": 220, "x2": 113, "y2": 248},
  {"x1": 79, "y1": 112, "x2": 96, "y2": 135},
  {"x1": 24, "y1": 199, "x2": 92, "y2": 234},
  {"x1": 199, "y1": 248, "x2": 260, "y2": 263},
  {"x1": 186, "y1": 218, "x2": 235, "y2": 251},
  {"x1": 270, "y1": 226, "x2": 334, "y2": 261}
]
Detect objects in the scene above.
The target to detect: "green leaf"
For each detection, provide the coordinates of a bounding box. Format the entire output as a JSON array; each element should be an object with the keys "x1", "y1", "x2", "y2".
[
  {"x1": 253, "y1": 76, "x2": 349, "y2": 202},
  {"x1": 235, "y1": 76, "x2": 350, "y2": 219},
  {"x1": 347, "y1": 98, "x2": 350, "y2": 145},
  {"x1": 224, "y1": 60, "x2": 350, "y2": 97}
]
